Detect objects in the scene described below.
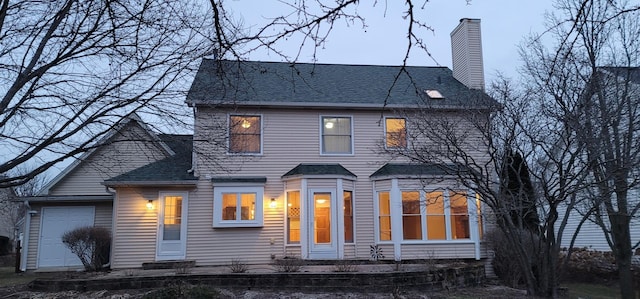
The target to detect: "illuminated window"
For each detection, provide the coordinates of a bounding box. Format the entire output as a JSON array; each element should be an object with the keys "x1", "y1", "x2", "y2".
[
  {"x1": 450, "y1": 191, "x2": 470, "y2": 239},
  {"x1": 321, "y1": 116, "x2": 352, "y2": 154},
  {"x1": 229, "y1": 115, "x2": 261, "y2": 154},
  {"x1": 213, "y1": 186, "x2": 264, "y2": 227},
  {"x1": 163, "y1": 196, "x2": 182, "y2": 240},
  {"x1": 385, "y1": 118, "x2": 407, "y2": 148},
  {"x1": 287, "y1": 191, "x2": 301, "y2": 244},
  {"x1": 344, "y1": 191, "x2": 354, "y2": 243},
  {"x1": 374, "y1": 189, "x2": 474, "y2": 242},
  {"x1": 426, "y1": 191, "x2": 446, "y2": 240},
  {"x1": 402, "y1": 191, "x2": 422, "y2": 240},
  {"x1": 378, "y1": 191, "x2": 392, "y2": 241},
  {"x1": 476, "y1": 193, "x2": 483, "y2": 239}
]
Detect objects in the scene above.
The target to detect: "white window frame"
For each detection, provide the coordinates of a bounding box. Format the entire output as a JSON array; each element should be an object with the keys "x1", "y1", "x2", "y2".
[
  {"x1": 213, "y1": 186, "x2": 264, "y2": 228},
  {"x1": 384, "y1": 117, "x2": 407, "y2": 149},
  {"x1": 227, "y1": 114, "x2": 263, "y2": 155},
  {"x1": 286, "y1": 189, "x2": 302, "y2": 245},
  {"x1": 319, "y1": 115, "x2": 354, "y2": 155}
]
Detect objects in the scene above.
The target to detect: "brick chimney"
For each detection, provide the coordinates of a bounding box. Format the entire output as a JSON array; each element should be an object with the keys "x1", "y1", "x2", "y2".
[{"x1": 450, "y1": 18, "x2": 485, "y2": 90}]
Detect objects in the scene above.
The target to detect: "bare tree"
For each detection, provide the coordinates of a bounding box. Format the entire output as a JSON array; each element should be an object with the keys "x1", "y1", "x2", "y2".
[
  {"x1": 521, "y1": 0, "x2": 640, "y2": 297},
  {"x1": 382, "y1": 74, "x2": 591, "y2": 296},
  {"x1": 0, "y1": 0, "x2": 218, "y2": 188},
  {"x1": 1, "y1": 0, "x2": 470, "y2": 189}
]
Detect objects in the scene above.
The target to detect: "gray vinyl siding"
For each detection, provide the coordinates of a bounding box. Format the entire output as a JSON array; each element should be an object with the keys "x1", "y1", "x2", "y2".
[
  {"x1": 178, "y1": 107, "x2": 488, "y2": 265},
  {"x1": 111, "y1": 188, "x2": 169, "y2": 269},
  {"x1": 401, "y1": 243, "x2": 476, "y2": 259},
  {"x1": 49, "y1": 123, "x2": 169, "y2": 196}
]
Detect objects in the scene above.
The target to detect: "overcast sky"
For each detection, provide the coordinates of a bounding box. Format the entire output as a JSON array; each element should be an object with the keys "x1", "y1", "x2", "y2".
[{"x1": 226, "y1": 0, "x2": 556, "y2": 82}]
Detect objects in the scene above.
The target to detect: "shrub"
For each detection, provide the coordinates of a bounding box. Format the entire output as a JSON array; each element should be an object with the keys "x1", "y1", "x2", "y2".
[
  {"x1": 0, "y1": 236, "x2": 11, "y2": 255},
  {"x1": 272, "y1": 256, "x2": 303, "y2": 272},
  {"x1": 228, "y1": 258, "x2": 249, "y2": 273},
  {"x1": 486, "y1": 229, "x2": 538, "y2": 288},
  {"x1": 61, "y1": 226, "x2": 111, "y2": 271},
  {"x1": 333, "y1": 259, "x2": 358, "y2": 272}
]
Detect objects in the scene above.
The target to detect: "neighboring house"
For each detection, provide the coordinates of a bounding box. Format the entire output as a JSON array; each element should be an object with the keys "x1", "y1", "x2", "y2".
[
  {"x1": 558, "y1": 67, "x2": 640, "y2": 252},
  {"x1": 21, "y1": 18, "x2": 495, "y2": 270}
]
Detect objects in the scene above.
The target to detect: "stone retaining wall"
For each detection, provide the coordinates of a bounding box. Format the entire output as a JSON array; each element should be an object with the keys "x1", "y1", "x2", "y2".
[{"x1": 29, "y1": 264, "x2": 485, "y2": 293}]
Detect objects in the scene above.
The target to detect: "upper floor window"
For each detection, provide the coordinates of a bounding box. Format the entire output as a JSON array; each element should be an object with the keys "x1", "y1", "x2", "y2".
[
  {"x1": 321, "y1": 116, "x2": 352, "y2": 154},
  {"x1": 229, "y1": 115, "x2": 261, "y2": 154},
  {"x1": 385, "y1": 118, "x2": 407, "y2": 149}
]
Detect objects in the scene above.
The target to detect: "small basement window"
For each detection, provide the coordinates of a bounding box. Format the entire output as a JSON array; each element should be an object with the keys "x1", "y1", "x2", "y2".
[{"x1": 425, "y1": 89, "x2": 444, "y2": 99}]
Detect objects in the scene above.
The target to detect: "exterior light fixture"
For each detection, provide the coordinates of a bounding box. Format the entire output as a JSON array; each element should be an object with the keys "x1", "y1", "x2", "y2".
[
  {"x1": 269, "y1": 198, "x2": 277, "y2": 209},
  {"x1": 146, "y1": 200, "x2": 154, "y2": 210}
]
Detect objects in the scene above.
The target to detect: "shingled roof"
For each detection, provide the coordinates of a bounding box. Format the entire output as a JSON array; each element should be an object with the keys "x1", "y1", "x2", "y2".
[
  {"x1": 104, "y1": 134, "x2": 196, "y2": 186},
  {"x1": 370, "y1": 163, "x2": 471, "y2": 179},
  {"x1": 186, "y1": 59, "x2": 495, "y2": 109}
]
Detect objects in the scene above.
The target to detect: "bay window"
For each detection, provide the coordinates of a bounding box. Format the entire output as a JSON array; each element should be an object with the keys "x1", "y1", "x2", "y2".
[
  {"x1": 378, "y1": 191, "x2": 392, "y2": 241},
  {"x1": 375, "y1": 189, "x2": 479, "y2": 242},
  {"x1": 287, "y1": 191, "x2": 301, "y2": 244}
]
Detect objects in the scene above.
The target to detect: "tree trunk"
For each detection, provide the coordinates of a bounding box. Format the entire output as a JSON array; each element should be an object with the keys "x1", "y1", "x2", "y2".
[{"x1": 610, "y1": 213, "x2": 634, "y2": 299}]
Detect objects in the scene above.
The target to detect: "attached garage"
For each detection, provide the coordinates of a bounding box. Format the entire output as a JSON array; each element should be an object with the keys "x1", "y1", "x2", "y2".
[{"x1": 37, "y1": 206, "x2": 95, "y2": 268}]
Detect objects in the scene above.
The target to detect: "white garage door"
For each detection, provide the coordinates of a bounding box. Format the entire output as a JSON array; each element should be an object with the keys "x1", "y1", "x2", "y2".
[{"x1": 38, "y1": 206, "x2": 95, "y2": 268}]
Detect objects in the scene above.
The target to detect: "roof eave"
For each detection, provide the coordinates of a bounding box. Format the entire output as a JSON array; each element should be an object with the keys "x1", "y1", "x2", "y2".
[{"x1": 102, "y1": 180, "x2": 198, "y2": 187}]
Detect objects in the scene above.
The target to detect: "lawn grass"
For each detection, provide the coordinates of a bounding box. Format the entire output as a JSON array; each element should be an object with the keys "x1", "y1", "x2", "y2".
[
  {"x1": 0, "y1": 267, "x2": 37, "y2": 287},
  {"x1": 564, "y1": 282, "x2": 621, "y2": 299}
]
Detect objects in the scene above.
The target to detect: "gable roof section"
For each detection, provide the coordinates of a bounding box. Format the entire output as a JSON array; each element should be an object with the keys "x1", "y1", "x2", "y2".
[
  {"x1": 39, "y1": 114, "x2": 174, "y2": 195},
  {"x1": 103, "y1": 134, "x2": 196, "y2": 186},
  {"x1": 186, "y1": 59, "x2": 496, "y2": 110},
  {"x1": 282, "y1": 163, "x2": 356, "y2": 180}
]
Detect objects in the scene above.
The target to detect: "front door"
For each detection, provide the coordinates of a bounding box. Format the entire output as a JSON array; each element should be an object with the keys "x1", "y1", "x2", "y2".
[
  {"x1": 156, "y1": 192, "x2": 188, "y2": 260},
  {"x1": 308, "y1": 189, "x2": 338, "y2": 259}
]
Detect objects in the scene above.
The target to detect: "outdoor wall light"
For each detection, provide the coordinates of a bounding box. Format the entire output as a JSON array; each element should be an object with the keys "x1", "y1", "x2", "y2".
[
  {"x1": 269, "y1": 198, "x2": 277, "y2": 209},
  {"x1": 146, "y1": 200, "x2": 154, "y2": 210}
]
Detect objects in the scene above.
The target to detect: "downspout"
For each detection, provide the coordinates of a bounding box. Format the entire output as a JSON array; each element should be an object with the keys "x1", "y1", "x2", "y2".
[
  {"x1": 104, "y1": 186, "x2": 116, "y2": 269},
  {"x1": 19, "y1": 200, "x2": 33, "y2": 272}
]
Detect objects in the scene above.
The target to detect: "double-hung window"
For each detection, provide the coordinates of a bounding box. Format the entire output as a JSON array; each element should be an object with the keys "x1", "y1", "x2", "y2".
[
  {"x1": 321, "y1": 116, "x2": 352, "y2": 154},
  {"x1": 378, "y1": 191, "x2": 392, "y2": 241},
  {"x1": 213, "y1": 186, "x2": 264, "y2": 227},
  {"x1": 229, "y1": 115, "x2": 261, "y2": 154},
  {"x1": 385, "y1": 118, "x2": 407, "y2": 149}
]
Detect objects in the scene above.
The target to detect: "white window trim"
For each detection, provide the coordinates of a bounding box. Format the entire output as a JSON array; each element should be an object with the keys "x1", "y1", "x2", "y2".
[
  {"x1": 319, "y1": 115, "x2": 354, "y2": 156},
  {"x1": 213, "y1": 186, "x2": 264, "y2": 228},
  {"x1": 227, "y1": 114, "x2": 264, "y2": 156},
  {"x1": 384, "y1": 117, "x2": 408, "y2": 150}
]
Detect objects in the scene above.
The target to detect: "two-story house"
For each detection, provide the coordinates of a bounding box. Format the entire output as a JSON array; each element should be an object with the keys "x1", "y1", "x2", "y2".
[{"x1": 19, "y1": 18, "x2": 494, "y2": 270}]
